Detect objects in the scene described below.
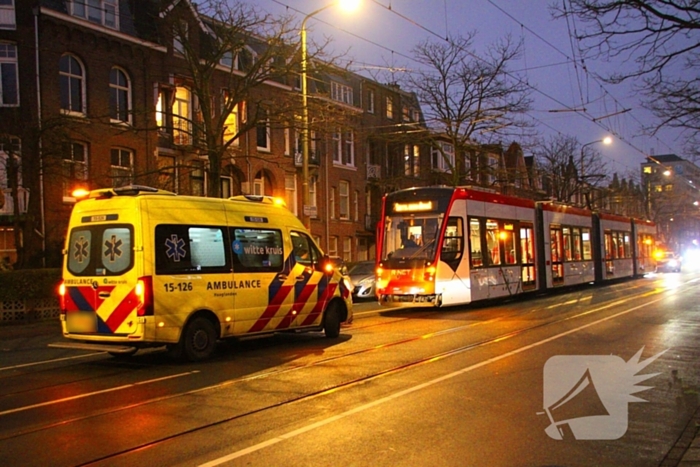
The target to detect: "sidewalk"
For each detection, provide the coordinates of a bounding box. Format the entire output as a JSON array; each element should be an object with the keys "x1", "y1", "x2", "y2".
[{"x1": 654, "y1": 388, "x2": 700, "y2": 467}]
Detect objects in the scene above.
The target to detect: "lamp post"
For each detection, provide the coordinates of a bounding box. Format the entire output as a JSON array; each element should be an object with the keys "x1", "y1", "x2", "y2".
[
  {"x1": 579, "y1": 136, "x2": 612, "y2": 208},
  {"x1": 300, "y1": 0, "x2": 359, "y2": 229}
]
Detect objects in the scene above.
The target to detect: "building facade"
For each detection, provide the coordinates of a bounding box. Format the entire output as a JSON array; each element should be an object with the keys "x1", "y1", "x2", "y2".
[{"x1": 0, "y1": 0, "x2": 427, "y2": 267}]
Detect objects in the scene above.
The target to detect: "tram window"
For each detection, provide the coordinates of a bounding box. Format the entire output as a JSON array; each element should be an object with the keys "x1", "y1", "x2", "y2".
[
  {"x1": 502, "y1": 227, "x2": 517, "y2": 265},
  {"x1": 441, "y1": 217, "x2": 464, "y2": 263},
  {"x1": 605, "y1": 230, "x2": 613, "y2": 259},
  {"x1": 520, "y1": 225, "x2": 534, "y2": 264},
  {"x1": 486, "y1": 219, "x2": 501, "y2": 266},
  {"x1": 550, "y1": 227, "x2": 562, "y2": 263},
  {"x1": 571, "y1": 228, "x2": 582, "y2": 260},
  {"x1": 563, "y1": 227, "x2": 573, "y2": 261},
  {"x1": 581, "y1": 228, "x2": 592, "y2": 260},
  {"x1": 469, "y1": 218, "x2": 482, "y2": 267},
  {"x1": 623, "y1": 233, "x2": 631, "y2": 258},
  {"x1": 611, "y1": 232, "x2": 619, "y2": 259}
]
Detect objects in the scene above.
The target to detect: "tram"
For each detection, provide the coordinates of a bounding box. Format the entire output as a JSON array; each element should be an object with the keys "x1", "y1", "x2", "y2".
[{"x1": 375, "y1": 186, "x2": 656, "y2": 308}]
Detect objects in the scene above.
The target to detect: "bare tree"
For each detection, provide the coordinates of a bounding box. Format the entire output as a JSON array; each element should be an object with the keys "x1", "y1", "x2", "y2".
[
  {"x1": 535, "y1": 134, "x2": 608, "y2": 204},
  {"x1": 169, "y1": 0, "x2": 339, "y2": 197},
  {"x1": 553, "y1": 1, "x2": 700, "y2": 151},
  {"x1": 402, "y1": 33, "x2": 532, "y2": 186}
]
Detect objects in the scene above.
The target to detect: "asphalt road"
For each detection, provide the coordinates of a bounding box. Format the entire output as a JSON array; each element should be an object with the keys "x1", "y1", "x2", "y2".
[{"x1": 1, "y1": 271, "x2": 699, "y2": 467}]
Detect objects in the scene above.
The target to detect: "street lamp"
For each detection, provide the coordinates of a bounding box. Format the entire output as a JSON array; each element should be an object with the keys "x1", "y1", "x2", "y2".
[
  {"x1": 579, "y1": 136, "x2": 612, "y2": 208},
  {"x1": 301, "y1": 0, "x2": 360, "y2": 229}
]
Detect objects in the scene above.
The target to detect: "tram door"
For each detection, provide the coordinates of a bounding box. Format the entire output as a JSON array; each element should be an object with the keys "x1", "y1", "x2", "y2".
[
  {"x1": 550, "y1": 226, "x2": 565, "y2": 285},
  {"x1": 520, "y1": 223, "x2": 536, "y2": 290}
]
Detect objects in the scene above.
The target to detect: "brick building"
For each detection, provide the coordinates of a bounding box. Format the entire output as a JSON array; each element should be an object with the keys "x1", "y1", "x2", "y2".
[{"x1": 0, "y1": 0, "x2": 427, "y2": 267}]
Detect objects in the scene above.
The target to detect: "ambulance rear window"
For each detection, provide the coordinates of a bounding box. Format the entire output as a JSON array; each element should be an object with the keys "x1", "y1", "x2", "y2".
[{"x1": 67, "y1": 225, "x2": 134, "y2": 276}]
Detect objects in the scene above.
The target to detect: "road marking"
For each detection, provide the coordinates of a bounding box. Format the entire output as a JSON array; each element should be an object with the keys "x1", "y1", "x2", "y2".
[
  {"x1": 199, "y1": 292, "x2": 667, "y2": 466},
  {"x1": 0, "y1": 352, "x2": 105, "y2": 372},
  {"x1": 0, "y1": 371, "x2": 199, "y2": 417}
]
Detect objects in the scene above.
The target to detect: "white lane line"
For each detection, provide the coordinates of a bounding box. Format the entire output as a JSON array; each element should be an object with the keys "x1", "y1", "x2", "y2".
[
  {"x1": 0, "y1": 371, "x2": 200, "y2": 417},
  {"x1": 0, "y1": 352, "x2": 105, "y2": 372},
  {"x1": 199, "y1": 293, "x2": 666, "y2": 466}
]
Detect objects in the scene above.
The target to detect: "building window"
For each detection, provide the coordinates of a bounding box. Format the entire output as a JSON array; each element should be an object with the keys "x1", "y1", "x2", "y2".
[
  {"x1": 332, "y1": 130, "x2": 354, "y2": 167},
  {"x1": 0, "y1": 42, "x2": 17, "y2": 105},
  {"x1": 253, "y1": 175, "x2": 264, "y2": 196},
  {"x1": 367, "y1": 90, "x2": 374, "y2": 113},
  {"x1": 386, "y1": 96, "x2": 393, "y2": 119},
  {"x1": 353, "y1": 190, "x2": 359, "y2": 221},
  {"x1": 63, "y1": 142, "x2": 88, "y2": 200},
  {"x1": 343, "y1": 131, "x2": 354, "y2": 166},
  {"x1": 329, "y1": 236, "x2": 338, "y2": 257},
  {"x1": 285, "y1": 174, "x2": 297, "y2": 216},
  {"x1": 173, "y1": 86, "x2": 192, "y2": 145},
  {"x1": 0, "y1": 136, "x2": 21, "y2": 206},
  {"x1": 223, "y1": 98, "x2": 239, "y2": 146},
  {"x1": 309, "y1": 175, "x2": 317, "y2": 217},
  {"x1": 404, "y1": 144, "x2": 411, "y2": 176},
  {"x1": 220, "y1": 174, "x2": 232, "y2": 198},
  {"x1": 71, "y1": 0, "x2": 118, "y2": 29},
  {"x1": 413, "y1": 144, "x2": 420, "y2": 177},
  {"x1": 157, "y1": 153, "x2": 176, "y2": 192},
  {"x1": 173, "y1": 20, "x2": 187, "y2": 55},
  {"x1": 0, "y1": 0, "x2": 15, "y2": 30},
  {"x1": 331, "y1": 81, "x2": 353, "y2": 105},
  {"x1": 330, "y1": 187, "x2": 336, "y2": 220},
  {"x1": 256, "y1": 110, "x2": 270, "y2": 151},
  {"x1": 339, "y1": 181, "x2": 349, "y2": 220},
  {"x1": 109, "y1": 67, "x2": 131, "y2": 123},
  {"x1": 432, "y1": 142, "x2": 454, "y2": 173},
  {"x1": 110, "y1": 148, "x2": 133, "y2": 187},
  {"x1": 343, "y1": 237, "x2": 352, "y2": 262},
  {"x1": 189, "y1": 159, "x2": 205, "y2": 196},
  {"x1": 402, "y1": 106, "x2": 410, "y2": 122},
  {"x1": 59, "y1": 54, "x2": 85, "y2": 115},
  {"x1": 488, "y1": 155, "x2": 499, "y2": 185}
]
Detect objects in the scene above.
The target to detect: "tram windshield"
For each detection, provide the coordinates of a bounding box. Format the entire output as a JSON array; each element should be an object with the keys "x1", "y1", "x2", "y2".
[{"x1": 381, "y1": 214, "x2": 442, "y2": 261}]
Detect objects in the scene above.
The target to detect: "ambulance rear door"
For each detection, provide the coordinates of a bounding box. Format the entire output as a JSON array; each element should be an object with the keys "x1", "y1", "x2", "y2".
[{"x1": 64, "y1": 210, "x2": 142, "y2": 338}]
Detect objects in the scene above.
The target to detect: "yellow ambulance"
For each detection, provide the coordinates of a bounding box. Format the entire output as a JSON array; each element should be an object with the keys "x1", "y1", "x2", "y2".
[{"x1": 56, "y1": 185, "x2": 353, "y2": 361}]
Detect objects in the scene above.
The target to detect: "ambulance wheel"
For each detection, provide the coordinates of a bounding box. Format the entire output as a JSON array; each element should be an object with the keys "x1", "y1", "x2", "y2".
[
  {"x1": 183, "y1": 317, "x2": 217, "y2": 361},
  {"x1": 323, "y1": 302, "x2": 341, "y2": 338}
]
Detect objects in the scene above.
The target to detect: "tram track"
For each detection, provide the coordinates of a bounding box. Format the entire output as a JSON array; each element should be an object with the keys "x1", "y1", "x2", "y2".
[{"x1": 2, "y1": 282, "x2": 665, "y2": 467}]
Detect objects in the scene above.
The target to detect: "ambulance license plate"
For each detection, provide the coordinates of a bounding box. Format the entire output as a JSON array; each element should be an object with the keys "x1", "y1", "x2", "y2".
[{"x1": 67, "y1": 311, "x2": 97, "y2": 333}]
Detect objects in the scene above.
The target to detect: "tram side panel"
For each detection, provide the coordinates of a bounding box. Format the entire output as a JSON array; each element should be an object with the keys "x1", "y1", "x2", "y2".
[
  {"x1": 596, "y1": 213, "x2": 635, "y2": 282},
  {"x1": 457, "y1": 194, "x2": 538, "y2": 305},
  {"x1": 538, "y1": 203, "x2": 596, "y2": 289}
]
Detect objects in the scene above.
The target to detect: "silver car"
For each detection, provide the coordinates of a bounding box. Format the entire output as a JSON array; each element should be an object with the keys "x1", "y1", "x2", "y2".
[{"x1": 349, "y1": 261, "x2": 376, "y2": 301}]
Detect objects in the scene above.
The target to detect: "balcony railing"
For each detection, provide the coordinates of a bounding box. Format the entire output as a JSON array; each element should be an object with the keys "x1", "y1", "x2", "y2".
[
  {"x1": 293, "y1": 151, "x2": 320, "y2": 167},
  {"x1": 367, "y1": 164, "x2": 380, "y2": 179},
  {"x1": 0, "y1": 188, "x2": 28, "y2": 216}
]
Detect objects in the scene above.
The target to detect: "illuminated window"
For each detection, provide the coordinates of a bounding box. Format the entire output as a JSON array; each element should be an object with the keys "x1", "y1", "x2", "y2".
[{"x1": 172, "y1": 86, "x2": 192, "y2": 145}]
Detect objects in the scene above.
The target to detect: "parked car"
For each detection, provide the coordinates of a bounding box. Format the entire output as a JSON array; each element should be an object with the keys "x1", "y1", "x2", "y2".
[
  {"x1": 349, "y1": 261, "x2": 376, "y2": 301},
  {"x1": 329, "y1": 256, "x2": 354, "y2": 292},
  {"x1": 655, "y1": 251, "x2": 682, "y2": 273}
]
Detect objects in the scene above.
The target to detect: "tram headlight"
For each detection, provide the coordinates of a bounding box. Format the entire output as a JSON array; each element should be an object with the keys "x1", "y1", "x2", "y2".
[{"x1": 424, "y1": 266, "x2": 436, "y2": 281}]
